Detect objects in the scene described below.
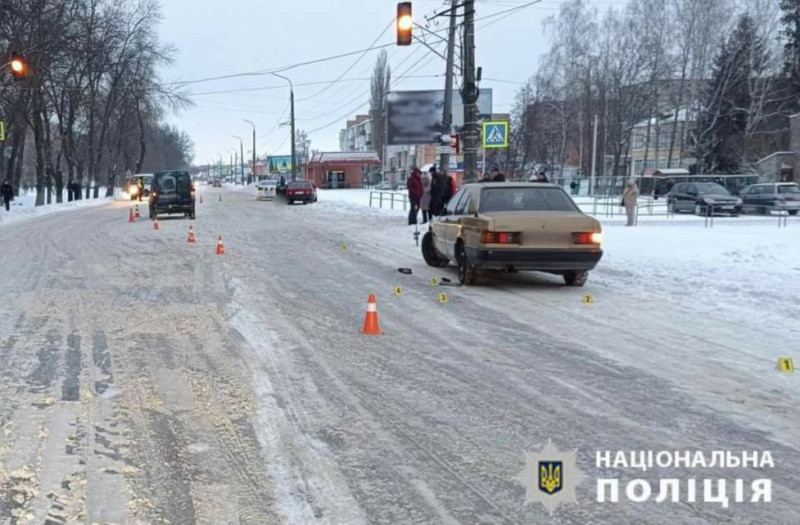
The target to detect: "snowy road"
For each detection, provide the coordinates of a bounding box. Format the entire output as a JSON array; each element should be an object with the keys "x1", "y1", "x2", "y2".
[{"x1": 0, "y1": 188, "x2": 798, "y2": 524}]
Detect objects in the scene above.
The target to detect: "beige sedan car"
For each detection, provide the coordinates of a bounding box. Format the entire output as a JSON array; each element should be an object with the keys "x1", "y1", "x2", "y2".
[{"x1": 421, "y1": 182, "x2": 603, "y2": 285}]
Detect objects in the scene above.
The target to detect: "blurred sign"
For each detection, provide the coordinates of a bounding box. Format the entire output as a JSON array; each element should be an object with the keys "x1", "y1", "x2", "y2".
[
  {"x1": 267, "y1": 155, "x2": 293, "y2": 174},
  {"x1": 386, "y1": 89, "x2": 493, "y2": 145}
]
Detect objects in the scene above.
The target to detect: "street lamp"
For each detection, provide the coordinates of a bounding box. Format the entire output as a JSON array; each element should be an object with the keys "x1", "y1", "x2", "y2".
[
  {"x1": 233, "y1": 135, "x2": 245, "y2": 185},
  {"x1": 271, "y1": 72, "x2": 297, "y2": 181},
  {"x1": 244, "y1": 119, "x2": 257, "y2": 184}
]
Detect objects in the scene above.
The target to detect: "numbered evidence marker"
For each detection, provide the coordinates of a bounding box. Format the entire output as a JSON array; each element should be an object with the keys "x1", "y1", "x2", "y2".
[
  {"x1": 341, "y1": 242, "x2": 349, "y2": 251},
  {"x1": 439, "y1": 292, "x2": 449, "y2": 304},
  {"x1": 394, "y1": 286, "x2": 404, "y2": 297},
  {"x1": 430, "y1": 277, "x2": 440, "y2": 287},
  {"x1": 582, "y1": 294, "x2": 595, "y2": 305},
  {"x1": 777, "y1": 357, "x2": 795, "y2": 373}
]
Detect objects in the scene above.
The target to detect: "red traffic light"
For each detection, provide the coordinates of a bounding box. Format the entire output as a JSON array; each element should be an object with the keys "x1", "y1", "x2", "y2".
[
  {"x1": 451, "y1": 134, "x2": 460, "y2": 154},
  {"x1": 397, "y1": 2, "x2": 413, "y2": 46}
]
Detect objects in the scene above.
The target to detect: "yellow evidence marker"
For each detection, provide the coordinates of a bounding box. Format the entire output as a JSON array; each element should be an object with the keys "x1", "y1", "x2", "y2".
[
  {"x1": 439, "y1": 292, "x2": 449, "y2": 304},
  {"x1": 431, "y1": 277, "x2": 439, "y2": 287},
  {"x1": 394, "y1": 286, "x2": 403, "y2": 297},
  {"x1": 582, "y1": 294, "x2": 595, "y2": 305},
  {"x1": 777, "y1": 357, "x2": 795, "y2": 373}
]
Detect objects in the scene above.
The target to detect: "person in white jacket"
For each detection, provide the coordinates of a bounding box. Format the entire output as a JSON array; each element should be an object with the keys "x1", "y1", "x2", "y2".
[
  {"x1": 420, "y1": 170, "x2": 432, "y2": 223},
  {"x1": 622, "y1": 179, "x2": 640, "y2": 226}
]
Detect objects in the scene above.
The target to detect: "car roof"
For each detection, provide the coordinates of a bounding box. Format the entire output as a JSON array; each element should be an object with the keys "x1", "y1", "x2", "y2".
[{"x1": 466, "y1": 182, "x2": 562, "y2": 189}]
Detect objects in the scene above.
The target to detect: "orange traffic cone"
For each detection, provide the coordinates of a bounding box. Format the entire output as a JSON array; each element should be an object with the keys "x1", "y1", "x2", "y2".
[
  {"x1": 134, "y1": 205, "x2": 141, "y2": 219},
  {"x1": 216, "y1": 236, "x2": 225, "y2": 255},
  {"x1": 153, "y1": 217, "x2": 159, "y2": 230},
  {"x1": 361, "y1": 294, "x2": 383, "y2": 335},
  {"x1": 128, "y1": 208, "x2": 135, "y2": 223},
  {"x1": 187, "y1": 226, "x2": 196, "y2": 243}
]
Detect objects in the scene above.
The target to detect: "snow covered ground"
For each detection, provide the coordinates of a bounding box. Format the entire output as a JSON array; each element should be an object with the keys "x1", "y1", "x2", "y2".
[{"x1": 0, "y1": 187, "x2": 797, "y2": 523}]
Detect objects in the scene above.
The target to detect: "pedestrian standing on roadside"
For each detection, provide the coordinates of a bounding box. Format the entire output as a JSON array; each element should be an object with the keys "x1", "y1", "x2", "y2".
[
  {"x1": 407, "y1": 167, "x2": 423, "y2": 225},
  {"x1": 429, "y1": 166, "x2": 443, "y2": 216},
  {"x1": 1, "y1": 179, "x2": 13, "y2": 212},
  {"x1": 439, "y1": 170, "x2": 454, "y2": 213},
  {"x1": 421, "y1": 168, "x2": 432, "y2": 224},
  {"x1": 623, "y1": 179, "x2": 640, "y2": 227}
]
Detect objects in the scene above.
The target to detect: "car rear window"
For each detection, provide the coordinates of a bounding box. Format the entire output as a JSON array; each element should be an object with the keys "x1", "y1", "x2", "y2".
[
  {"x1": 288, "y1": 182, "x2": 312, "y2": 189},
  {"x1": 480, "y1": 187, "x2": 579, "y2": 213},
  {"x1": 778, "y1": 185, "x2": 799, "y2": 194}
]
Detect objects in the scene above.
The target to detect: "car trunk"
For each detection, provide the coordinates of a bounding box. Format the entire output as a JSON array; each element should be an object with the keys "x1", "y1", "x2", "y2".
[
  {"x1": 483, "y1": 212, "x2": 599, "y2": 250},
  {"x1": 155, "y1": 174, "x2": 191, "y2": 206}
]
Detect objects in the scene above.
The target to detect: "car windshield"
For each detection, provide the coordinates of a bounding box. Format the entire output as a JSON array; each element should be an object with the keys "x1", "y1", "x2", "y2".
[
  {"x1": 695, "y1": 183, "x2": 730, "y2": 195},
  {"x1": 778, "y1": 185, "x2": 800, "y2": 194},
  {"x1": 480, "y1": 187, "x2": 580, "y2": 213}
]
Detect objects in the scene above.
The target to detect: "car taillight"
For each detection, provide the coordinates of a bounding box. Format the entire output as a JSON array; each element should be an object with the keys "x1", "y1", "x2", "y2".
[
  {"x1": 481, "y1": 231, "x2": 520, "y2": 244},
  {"x1": 573, "y1": 232, "x2": 602, "y2": 245}
]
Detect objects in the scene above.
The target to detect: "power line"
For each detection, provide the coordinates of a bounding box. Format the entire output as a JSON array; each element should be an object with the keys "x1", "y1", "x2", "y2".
[{"x1": 297, "y1": 18, "x2": 395, "y2": 102}]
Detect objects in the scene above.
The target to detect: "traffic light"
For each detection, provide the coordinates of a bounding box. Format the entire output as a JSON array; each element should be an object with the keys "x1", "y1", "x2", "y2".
[
  {"x1": 397, "y1": 2, "x2": 413, "y2": 46},
  {"x1": 9, "y1": 52, "x2": 28, "y2": 81}
]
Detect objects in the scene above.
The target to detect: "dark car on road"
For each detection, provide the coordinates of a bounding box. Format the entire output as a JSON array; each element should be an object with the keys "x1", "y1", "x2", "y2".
[
  {"x1": 149, "y1": 171, "x2": 195, "y2": 219},
  {"x1": 667, "y1": 182, "x2": 742, "y2": 216},
  {"x1": 739, "y1": 182, "x2": 800, "y2": 215},
  {"x1": 285, "y1": 181, "x2": 317, "y2": 205},
  {"x1": 211, "y1": 180, "x2": 222, "y2": 188}
]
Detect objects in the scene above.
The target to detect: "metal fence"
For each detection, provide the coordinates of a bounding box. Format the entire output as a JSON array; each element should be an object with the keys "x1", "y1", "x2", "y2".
[{"x1": 369, "y1": 191, "x2": 410, "y2": 211}]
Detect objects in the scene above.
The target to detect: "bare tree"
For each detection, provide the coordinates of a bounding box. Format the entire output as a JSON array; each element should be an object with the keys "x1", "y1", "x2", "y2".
[{"x1": 370, "y1": 50, "x2": 391, "y2": 161}]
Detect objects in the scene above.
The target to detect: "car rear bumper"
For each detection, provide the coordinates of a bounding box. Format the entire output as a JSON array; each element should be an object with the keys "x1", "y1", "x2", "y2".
[
  {"x1": 151, "y1": 202, "x2": 194, "y2": 214},
  {"x1": 466, "y1": 247, "x2": 603, "y2": 271}
]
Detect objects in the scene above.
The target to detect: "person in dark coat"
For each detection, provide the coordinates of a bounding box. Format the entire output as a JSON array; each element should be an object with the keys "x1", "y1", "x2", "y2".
[
  {"x1": 429, "y1": 168, "x2": 445, "y2": 216},
  {"x1": 440, "y1": 170, "x2": 454, "y2": 207},
  {"x1": 407, "y1": 167, "x2": 423, "y2": 224},
  {"x1": 1, "y1": 179, "x2": 13, "y2": 211},
  {"x1": 491, "y1": 169, "x2": 506, "y2": 182}
]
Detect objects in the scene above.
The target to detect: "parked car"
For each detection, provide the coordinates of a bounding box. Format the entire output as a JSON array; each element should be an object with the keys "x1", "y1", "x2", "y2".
[
  {"x1": 211, "y1": 180, "x2": 222, "y2": 188},
  {"x1": 285, "y1": 181, "x2": 317, "y2": 205},
  {"x1": 125, "y1": 174, "x2": 153, "y2": 201},
  {"x1": 149, "y1": 170, "x2": 195, "y2": 219},
  {"x1": 256, "y1": 180, "x2": 277, "y2": 201},
  {"x1": 421, "y1": 183, "x2": 603, "y2": 286},
  {"x1": 667, "y1": 182, "x2": 742, "y2": 216},
  {"x1": 739, "y1": 182, "x2": 800, "y2": 215}
]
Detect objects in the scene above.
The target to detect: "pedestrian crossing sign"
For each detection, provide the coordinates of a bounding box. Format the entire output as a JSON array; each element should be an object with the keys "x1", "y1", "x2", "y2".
[{"x1": 483, "y1": 121, "x2": 509, "y2": 149}]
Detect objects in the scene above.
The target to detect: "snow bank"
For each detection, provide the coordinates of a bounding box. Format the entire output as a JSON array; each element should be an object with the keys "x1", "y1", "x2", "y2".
[{"x1": 0, "y1": 188, "x2": 117, "y2": 229}]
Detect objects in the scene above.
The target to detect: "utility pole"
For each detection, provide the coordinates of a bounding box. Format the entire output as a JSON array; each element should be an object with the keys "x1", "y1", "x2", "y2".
[
  {"x1": 233, "y1": 135, "x2": 245, "y2": 185},
  {"x1": 439, "y1": 0, "x2": 458, "y2": 172},
  {"x1": 272, "y1": 73, "x2": 297, "y2": 181},
  {"x1": 245, "y1": 120, "x2": 257, "y2": 184},
  {"x1": 591, "y1": 113, "x2": 598, "y2": 196},
  {"x1": 461, "y1": 0, "x2": 479, "y2": 182}
]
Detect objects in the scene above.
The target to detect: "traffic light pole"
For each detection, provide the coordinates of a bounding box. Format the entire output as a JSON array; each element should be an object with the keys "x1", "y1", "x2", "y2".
[
  {"x1": 462, "y1": 0, "x2": 479, "y2": 183},
  {"x1": 439, "y1": 0, "x2": 458, "y2": 173}
]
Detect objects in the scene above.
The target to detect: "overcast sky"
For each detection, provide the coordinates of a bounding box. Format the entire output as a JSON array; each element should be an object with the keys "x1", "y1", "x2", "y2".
[{"x1": 158, "y1": 0, "x2": 567, "y2": 165}]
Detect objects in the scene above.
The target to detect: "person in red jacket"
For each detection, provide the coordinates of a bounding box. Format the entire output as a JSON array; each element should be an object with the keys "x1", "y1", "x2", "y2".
[{"x1": 407, "y1": 167, "x2": 424, "y2": 224}]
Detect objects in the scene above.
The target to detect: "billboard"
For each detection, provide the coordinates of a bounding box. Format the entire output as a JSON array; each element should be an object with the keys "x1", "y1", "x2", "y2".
[
  {"x1": 386, "y1": 89, "x2": 493, "y2": 146},
  {"x1": 267, "y1": 155, "x2": 293, "y2": 174}
]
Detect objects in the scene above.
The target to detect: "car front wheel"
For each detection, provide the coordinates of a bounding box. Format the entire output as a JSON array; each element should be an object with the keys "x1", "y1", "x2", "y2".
[
  {"x1": 456, "y1": 244, "x2": 478, "y2": 285},
  {"x1": 563, "y1": 270, "x2": 589, "y2": 287},
  {"x1": 422, "y1": 231, "x2": 449, "y2": 268}
]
